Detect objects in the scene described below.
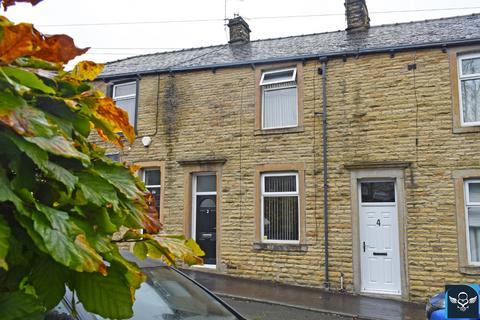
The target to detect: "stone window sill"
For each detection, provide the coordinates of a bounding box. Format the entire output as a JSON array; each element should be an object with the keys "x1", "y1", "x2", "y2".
[
  {"x1": 459, "y1": 266, "x2": 480, "y2": 275},
  {"x1": 453, "y1": 125, "x2": 480, "y2": 134},
  {"x1": 254, "y1": 126, "x2": 304, "y2": 136},
  {"x1": 252, "y1": 242, "x2": 308, "y2": 252}
]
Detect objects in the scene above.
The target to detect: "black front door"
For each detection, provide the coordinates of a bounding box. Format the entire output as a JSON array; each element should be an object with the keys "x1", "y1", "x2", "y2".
[{"x1": 196, "y1": 195, "x2": 216, "y2": 265}]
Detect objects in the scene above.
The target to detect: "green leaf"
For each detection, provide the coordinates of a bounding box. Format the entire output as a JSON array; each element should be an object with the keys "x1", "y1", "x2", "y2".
[
  {"x1": 31, "y1": 205, "x2": 106, "y2": 274},
  {"x1": 93, "y1": 161, "x2": 144, "y2": 201},
  {"x1": 0, "y1": 216, "x2": 11, "y2": 271},
  {"x1": 76, "y1": 171, "x2": 119, "y2": 211},
  {"x1": 74, "y1": 266, "x2": 134, "y2": 319},
  {"x1": 0, "y1": 132, "x2": 78, "y2": 192},
  {"x1": 0, "y1": 292, "x2": 44, "y2": 320},
  {"x1": 133, "y1": 241, "x2": 147, "y2": 260},
  {"x1": 1, "y1": 66, "x2": 55, "y2": 94},
  {"x1": 0, "y1": 91, "x2": 55, "y2": 137},
  {"x1": 29, "y1": 256, "x2": 67, "y2": 310},
  {"x1": 25, "y1": 136, "x2": 90, "y2": 165}
]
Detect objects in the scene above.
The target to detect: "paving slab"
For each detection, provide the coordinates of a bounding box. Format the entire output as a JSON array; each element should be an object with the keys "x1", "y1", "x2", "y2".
[{"x1": 181, "y1": 269, "x2": 426, "y2": 320}]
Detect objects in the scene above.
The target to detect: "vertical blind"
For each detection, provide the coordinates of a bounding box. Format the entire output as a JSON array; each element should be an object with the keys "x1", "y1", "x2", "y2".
[
  {"x1": 144, "y1": 169, "x2": 161, "y2": 216},
  {"x1": 461, "y1": 57, "x2": 480, "y2": 124},
  {"x1": 262, "y1": 81, "x2": 298, "y2": 129},
  {"x1": 263, "y1": 174, "x2": 299, "y2": 241},
  {"x1": 113, "y1": 82, "x2": 137, "y2": 127},
  {"x1": 467, "y1": 181, "x2": 480, "y2": 263}
]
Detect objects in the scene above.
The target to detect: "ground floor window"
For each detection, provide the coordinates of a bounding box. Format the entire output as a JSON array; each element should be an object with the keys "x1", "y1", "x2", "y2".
[
  {"x1": 465, "y1": 180, "x2": 480, "y2": 264},
  {"x1": 261, "y1": 172, "x2": 299, "y2": 243},
  {"x1": 143, "y1": 168, "x2": 161, "y2": 216}
]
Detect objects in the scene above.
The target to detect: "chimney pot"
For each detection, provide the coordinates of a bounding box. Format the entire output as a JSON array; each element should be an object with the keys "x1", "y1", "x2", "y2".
[
  {"x1": 345, "y1": 0, "x2": 370, "y2": 31},
  {"x1": 228, "y1": 16, "x2": 251, "y2": 44}
]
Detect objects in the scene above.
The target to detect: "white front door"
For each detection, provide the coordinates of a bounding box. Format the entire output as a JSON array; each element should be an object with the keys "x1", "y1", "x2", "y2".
[{"x1": 359, "y1": 180, "x2": 401, "y2": 295}]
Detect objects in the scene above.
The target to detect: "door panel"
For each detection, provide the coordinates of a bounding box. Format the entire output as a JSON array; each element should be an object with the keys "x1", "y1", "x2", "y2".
[
  {"x1": 195, "y1": 195, "x2": 216, "y2": 265},
  {"x1": 359, "y1": 181, "x2": 401, "y2": 295}
]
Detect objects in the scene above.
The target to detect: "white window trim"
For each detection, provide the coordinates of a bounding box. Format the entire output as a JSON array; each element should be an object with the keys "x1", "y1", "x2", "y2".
[
  {"x1": 112, "y1": 82, "x2": 137, "y2": 101},
  {"x1": 464, "y1": 180, "x2": 480, "y2": 266},
  {"x1": 261, "y1": 172, "x2": 300, "y2": 244},
  {"x1": 458, "y1": 53, "x2": 480, "y2": 127},
  {"x1": 260, "y1": 67, "x2": 297, "y2": 86}
]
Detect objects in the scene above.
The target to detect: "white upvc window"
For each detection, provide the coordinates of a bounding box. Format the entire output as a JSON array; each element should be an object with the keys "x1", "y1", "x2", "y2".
[
  {"x1": 464, "y1": 180, "x2": 480, "y2": 265},
  {"x1": 458, "y1": 54, "x2": 480, "y2": 126},
  {"x1": 261, "y1": 172, "x2": 299, "y2": 243},
  {"x1": 260, "y1": 68, "x2": 298, "y2": 129},
  {"x1": 143, "y1": 168, "x2": 161, "y2": 216},
  {"x1": 112, "y1": 81, "x2": 137, "y2": 127}
]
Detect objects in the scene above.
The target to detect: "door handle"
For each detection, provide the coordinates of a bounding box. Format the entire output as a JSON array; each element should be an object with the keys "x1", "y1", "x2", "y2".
[{"x1": 363, "y1": 241, "x2": 366, "y2": 252}]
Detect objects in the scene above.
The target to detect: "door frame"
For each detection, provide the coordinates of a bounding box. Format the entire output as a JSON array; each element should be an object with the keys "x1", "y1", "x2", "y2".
[
  {"x1": 181, "y1": 159, "x2": 224, "y2": 270},
  {"x1": 191, "y1": 173, "x2": 217, "y2": 267},
  {"x1": 349, "y1": 168, "x2": 409, "y2": 300}
]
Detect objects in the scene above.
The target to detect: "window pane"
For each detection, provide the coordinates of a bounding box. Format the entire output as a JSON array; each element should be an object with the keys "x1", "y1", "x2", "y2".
[
  {"x1": 468, "y1": 183, "x2": 480, "y2": 202},
  {"x1": 264, "y1": 175, "x2": 297, "y2": 193},
  {"x1": 462, "y1": 57, "x2": 480, "y2": 75},
  {"x1": 263, "y1": 87, "x2": 297, "y2": 128},
  {"x1": 114, "y1": 82, "x2": 136, "y2": 97},
  {"x1": 263, "y1": 196, "x2": 299, "y2": 241},
  {"x1": 115, "y1": 98, "x2": 136, "y2": 126},
  {"x1": 197, "y1": 175, "x2": 216, "y2": 192},
  {"x1": 147, "y1": 186, "x2": 161, "y2": 214},
  {"x1": 361, "y1": 182, "x2": 395, "y2": 202},
  {"x1": 468, "y1": 207, "x2": 480, "y2": 262},
  {"x1": 145, "y1": 169, "x2": 160, "y2": 186},
  {"x1": 262, "y1": 69, "x2": 295, "y2": 85},
  {"x1": 106, "y1": 153, "x2": 120, "y2": 162},
  {"x1": 461, "y1": 79, "x2": 480, "y2": 123}
]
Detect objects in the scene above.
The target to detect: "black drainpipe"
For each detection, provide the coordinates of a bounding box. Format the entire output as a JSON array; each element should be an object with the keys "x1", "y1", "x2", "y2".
[{"x1": 319, "y1": 56, "x2": 330, "y2": 289}]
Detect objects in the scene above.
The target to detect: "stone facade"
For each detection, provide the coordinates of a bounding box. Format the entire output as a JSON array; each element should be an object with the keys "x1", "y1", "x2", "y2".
[{"x1": 95, "y1": 46, "x2": 480, "y2": 303}]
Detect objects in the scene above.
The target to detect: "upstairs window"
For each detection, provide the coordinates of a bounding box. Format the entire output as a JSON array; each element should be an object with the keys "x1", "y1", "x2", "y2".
[
  {"x1": 112, "y1": 81, "x2": 137, "y2": 127},
  {"x1": 459, "y1": 54, "x2": 480, "y2": 126},
  {"x1": 465, "y1": 180, "x2": 480, "y2": 264},
  {"x1": 261, "y1": 172, "x2": 299, "y2": 243},
  {"x1": 260, "y1": 68, "x2": 298, "y2": 129}
]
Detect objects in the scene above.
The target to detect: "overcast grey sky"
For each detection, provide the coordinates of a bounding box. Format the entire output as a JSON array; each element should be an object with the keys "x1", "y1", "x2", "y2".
[{"x1": 3, "y1": 0, "x2": 480, "y2": 67}]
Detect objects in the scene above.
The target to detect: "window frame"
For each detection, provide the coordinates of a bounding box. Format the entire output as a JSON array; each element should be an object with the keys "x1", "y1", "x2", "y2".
[
  {"x1": 464, "y1": 180, "x2": 480, "y2": 266},
  {"x1": 135, "y1": 161, "x2": 165, "y2": 226},
  {"x1": 254, "y1": 62, "x2": 304, "y2": 134},
  {"x1": 260, "y1": 172, "x2": 300, "y2": 244},
  {"x1": 458, "y1": 53, "x2": 480, "y2": 127},
  {"x1": 260, "y1": 68, "x2": 298, "y2": 130},
  {"x1": 260, "y1": 67, "x2": 297, "y2": 86},
  {"x1": 110, "y1": 80, "x2": 139, "y2": 129}
]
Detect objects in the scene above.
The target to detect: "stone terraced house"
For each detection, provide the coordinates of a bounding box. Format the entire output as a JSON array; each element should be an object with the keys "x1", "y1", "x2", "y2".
[{"x1": 94, "y1": 0, "x2": 480, "y2": 303}]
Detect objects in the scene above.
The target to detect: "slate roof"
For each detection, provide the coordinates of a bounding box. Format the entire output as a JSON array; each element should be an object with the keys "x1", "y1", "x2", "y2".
[{"x1": 99, "y1": 13, "x2": 480, "y2": 79}]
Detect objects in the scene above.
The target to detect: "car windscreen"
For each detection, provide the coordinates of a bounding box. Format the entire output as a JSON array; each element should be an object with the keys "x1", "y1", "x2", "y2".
[{"x1": 92, "y1": 266, "x2": 238, "y2": 320}]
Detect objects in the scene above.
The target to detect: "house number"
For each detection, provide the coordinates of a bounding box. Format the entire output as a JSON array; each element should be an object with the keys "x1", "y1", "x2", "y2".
[{"x1": 376, "y1": 219, "x2": 381, "y2": 226}]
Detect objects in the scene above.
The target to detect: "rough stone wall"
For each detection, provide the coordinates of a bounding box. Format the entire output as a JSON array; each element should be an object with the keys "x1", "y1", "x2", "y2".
[{"x1": 94, "y1": 47, "x2": 480, "y2": 302}]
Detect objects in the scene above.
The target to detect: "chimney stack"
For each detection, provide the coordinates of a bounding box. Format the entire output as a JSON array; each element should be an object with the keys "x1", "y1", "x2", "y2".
[
  {"x1": 345, "y1": 0, "x2": 370, "y2": 31},
  {"x1": 228, "y1": 16, "x2": 251, "y2": 44}
]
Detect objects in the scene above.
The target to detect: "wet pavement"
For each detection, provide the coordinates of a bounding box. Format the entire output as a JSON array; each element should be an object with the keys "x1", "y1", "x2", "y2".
[
  {"x1": 223, "y1": 296, "x2": 349, "y2": 320},
  {"x1": 182, "y1": 269, "x2": 426, "y2": 320}
]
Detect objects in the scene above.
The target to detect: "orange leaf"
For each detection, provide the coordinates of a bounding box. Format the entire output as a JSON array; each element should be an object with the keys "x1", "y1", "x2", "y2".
[
  {"x1": 95, "y1": 97, "x2": 135, "y2": 144},
  {"x1": 2, "y1": 0, "x2": 42, "y2": 11},
  {"x1": 0, "y1": 18, "x2": 88, "y2": 65},
  {"x1": 72, "y1": 61, "x2": 104, "y2": 81},
  {"x1": 35, "y1": 34, "x2": 89, "y2": 65}
]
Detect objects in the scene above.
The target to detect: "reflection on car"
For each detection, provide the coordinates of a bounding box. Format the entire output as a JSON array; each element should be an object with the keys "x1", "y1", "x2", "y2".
[{"x1": 45, "y1": 251, "x2": 246, "y2": 320}]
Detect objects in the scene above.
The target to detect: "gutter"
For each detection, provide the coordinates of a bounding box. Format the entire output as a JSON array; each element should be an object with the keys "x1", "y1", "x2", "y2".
[
  {"x1": 319, "y1": 57, "x2": 329, "y2": 289},
  {"x1": 96, "y1": 38, "x2": 480, "y2": 80}
]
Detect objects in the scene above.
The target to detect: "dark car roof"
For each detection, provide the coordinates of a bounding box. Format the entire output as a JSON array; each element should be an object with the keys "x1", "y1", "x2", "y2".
[{"x1": 99, "y1": 13, "x2": 480, "y2": 79}]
